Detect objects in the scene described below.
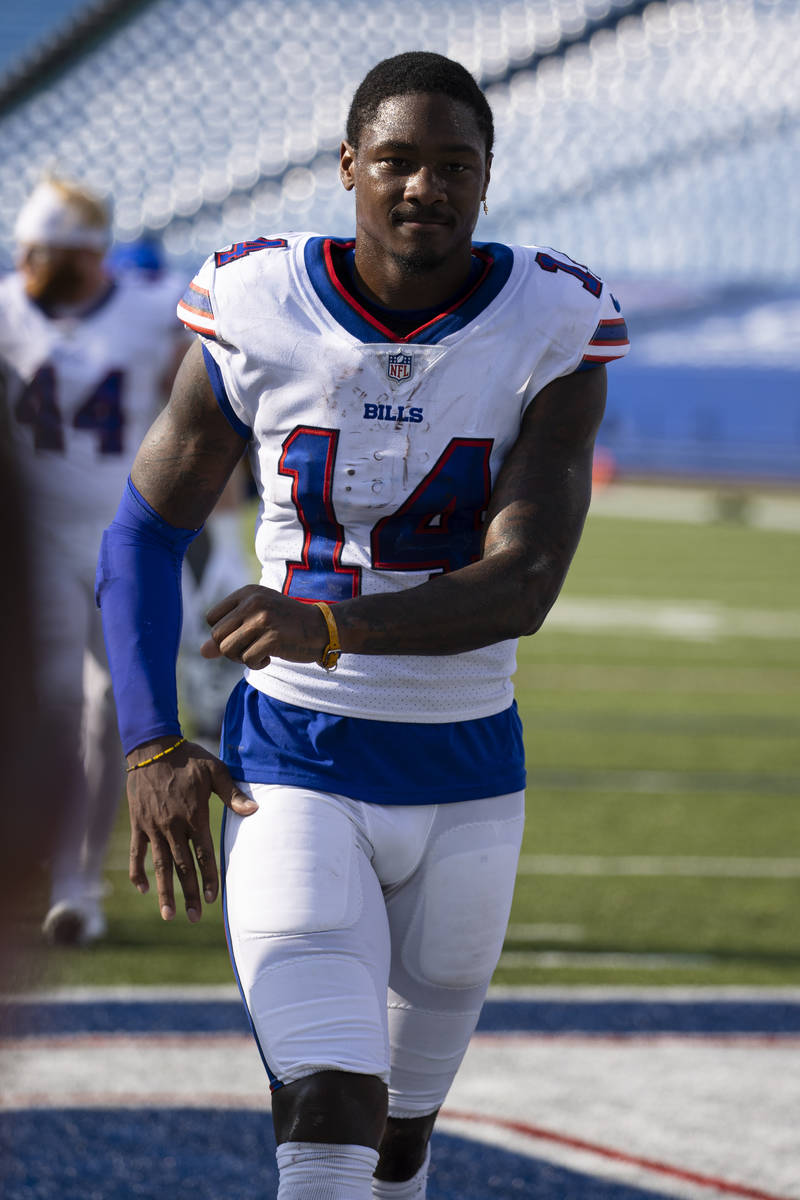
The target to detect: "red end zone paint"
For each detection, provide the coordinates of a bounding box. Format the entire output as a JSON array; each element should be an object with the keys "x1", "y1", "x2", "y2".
[{"x1": 442, "y1": 1108, "x2": 793, "y2": 1200}]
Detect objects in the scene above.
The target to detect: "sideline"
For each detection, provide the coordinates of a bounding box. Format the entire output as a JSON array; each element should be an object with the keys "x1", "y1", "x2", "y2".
[{"x1": 589, "y1": 483, "x2": 800, "y2": 531}]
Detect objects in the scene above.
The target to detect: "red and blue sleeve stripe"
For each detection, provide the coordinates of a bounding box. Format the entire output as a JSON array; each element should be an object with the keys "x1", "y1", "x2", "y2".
[
  {"x1": 177, "y1": 281, "x2": 217, "y2": 338},
  {"x1": 579, "y1": 316, "x2": 630, "y2": 368}
]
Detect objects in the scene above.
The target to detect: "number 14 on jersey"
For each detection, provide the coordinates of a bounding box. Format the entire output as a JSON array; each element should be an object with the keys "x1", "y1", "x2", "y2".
[{"x1": 279, "y1": 426, "x2": 493, "y2": 601}]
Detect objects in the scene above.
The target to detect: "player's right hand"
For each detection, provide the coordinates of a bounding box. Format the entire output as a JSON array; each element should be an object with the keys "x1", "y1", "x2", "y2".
[
  {"x1": 201, "y1": 584, "x2": 329, "y2": 668},
  {"x1": 125, "y1": 738, "x2": 257, "y2": 924}
]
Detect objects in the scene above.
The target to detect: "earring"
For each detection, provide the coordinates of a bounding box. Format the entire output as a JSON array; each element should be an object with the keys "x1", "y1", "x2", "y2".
[{"x1": 482, "y1": 199, "x2": 488, "y2": 215}]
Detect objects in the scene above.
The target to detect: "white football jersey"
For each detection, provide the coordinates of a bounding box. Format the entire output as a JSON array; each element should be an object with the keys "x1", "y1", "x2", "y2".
[
  {"x1": 1, "y1": 270, "x2": 184, "y2": 570},
  {"x1": 179, "y1": 234, "x2": 629, "y2": 723}
]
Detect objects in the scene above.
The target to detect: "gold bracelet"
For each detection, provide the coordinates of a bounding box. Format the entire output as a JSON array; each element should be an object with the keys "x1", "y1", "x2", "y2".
[
  {"x1": 126, "y1": 736, "x2": 187, "y2": 773},
  {"x1": 314, "y1": 601, "x2": 341, "y2": 671}
]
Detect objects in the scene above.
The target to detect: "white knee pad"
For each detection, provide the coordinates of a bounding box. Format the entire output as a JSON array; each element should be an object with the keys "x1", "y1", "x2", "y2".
[
  {"x1": 276, "y1": 1141, "x2": 379, "y2": 1200},
  {"x1": 402, "y1": 829, "x2": 520, "y2": 989}
]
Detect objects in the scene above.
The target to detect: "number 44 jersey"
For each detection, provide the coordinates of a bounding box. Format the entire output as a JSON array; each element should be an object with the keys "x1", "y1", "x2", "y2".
[
  {"x1": 179, "y1": 234, "x2": 630, "y2": 725},
  {"x1": 1, "y1": 270, "x2": 183, "y2": 573}
]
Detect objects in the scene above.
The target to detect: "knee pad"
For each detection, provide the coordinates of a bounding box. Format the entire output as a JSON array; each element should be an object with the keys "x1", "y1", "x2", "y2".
[
  {"x1": 402, "y1": 821, "x2": 521, "y2": 989},
  {"x1": 249, "y1": 952, "x2": 390, "y2": 1085}
]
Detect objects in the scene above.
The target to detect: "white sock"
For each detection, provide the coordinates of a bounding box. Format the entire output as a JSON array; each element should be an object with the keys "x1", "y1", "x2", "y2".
[
  {"x1": 276, "y1": 1141, "x2": 379, "y2": 1199},
  {"x1": 371, "y1": 1145, "x2": 430, "y2": 1199}
]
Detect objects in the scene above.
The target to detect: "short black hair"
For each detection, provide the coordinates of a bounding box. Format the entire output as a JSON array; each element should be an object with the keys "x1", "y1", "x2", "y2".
[{"x1": 346, "y1": 51, "x2": 494, "y2": 155}]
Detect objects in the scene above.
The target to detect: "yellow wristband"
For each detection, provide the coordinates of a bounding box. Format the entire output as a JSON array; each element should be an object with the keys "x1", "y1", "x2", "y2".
[
  {"x1": 314, "y1": 601, "x2": 341, "y2": 671},
  {"x1": 126, "y1": 736, "x2": 187, "y2": 773}
]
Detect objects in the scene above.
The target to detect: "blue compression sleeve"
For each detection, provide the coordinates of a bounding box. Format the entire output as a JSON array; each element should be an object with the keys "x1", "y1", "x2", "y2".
[{"x1": 95, "y1": 479, "x2": 202, "y2": 755}]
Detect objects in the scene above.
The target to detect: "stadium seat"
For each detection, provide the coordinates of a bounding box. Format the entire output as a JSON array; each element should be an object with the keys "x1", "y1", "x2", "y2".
[{"x1": 0, "y1": 0, "x2": 797, "y2": 289}]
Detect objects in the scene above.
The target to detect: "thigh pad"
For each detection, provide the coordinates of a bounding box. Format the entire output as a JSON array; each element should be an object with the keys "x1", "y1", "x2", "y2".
[
  {"x1": 225, "y1": 788, "x2": 363, "y2": 936},
  {"x1": 401, "y1": 811, "x2": 523, "y2": 990}
]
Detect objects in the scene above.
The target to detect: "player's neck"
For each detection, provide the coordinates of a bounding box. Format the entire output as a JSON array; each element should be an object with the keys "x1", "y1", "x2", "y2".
[{"x1": 352, "y1": 239, "x2": 474, "y2": 311}]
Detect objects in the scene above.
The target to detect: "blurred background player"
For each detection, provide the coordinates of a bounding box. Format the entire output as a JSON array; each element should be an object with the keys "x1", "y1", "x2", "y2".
[
  {"x1": 108, "y1": 232, "x2": 254, "y2": 749},
  {"x1": 178, "y1": 495, "x2": 254, "y2": 746},
  {"x1": 0, "y1": 176, "x2": 191, "y2": 945}
]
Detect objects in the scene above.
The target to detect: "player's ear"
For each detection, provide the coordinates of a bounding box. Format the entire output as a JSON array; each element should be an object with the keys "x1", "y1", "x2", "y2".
[
  {"x1": 483, "y1": 152, "x2": 493, "y2": 199},
  {"x1": 340, "y1": 141, "x2": 356, "y2": 191}
]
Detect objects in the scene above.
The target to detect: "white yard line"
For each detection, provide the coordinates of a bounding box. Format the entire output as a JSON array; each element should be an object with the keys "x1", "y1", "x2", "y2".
[
  {"x1": 524, "y1": 767, "x2": 799, "y2": 796},
  {"x1": 498, "y1": 951, "x2": 718, "y2": 970},
  {"x1": 517, "y1": 855, "x2": 800, "y2": 878},
  {"x1": 485, "y1": 985, "x2": 800, "y2": 1001},
  {"x1": 505, "y1": 923, "x2": 585, "y2": 942},
  {"x1": 5, "y1": 984, "x2": 800, "y2": 1003},
  {"x1": 546, "y1": 596, "x2": 800, "y2": 640}
]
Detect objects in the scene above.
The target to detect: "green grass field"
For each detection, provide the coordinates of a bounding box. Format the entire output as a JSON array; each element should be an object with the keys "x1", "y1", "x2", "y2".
[{"x1": 26, "y1": 487, "x2": 800, "y2": 992}]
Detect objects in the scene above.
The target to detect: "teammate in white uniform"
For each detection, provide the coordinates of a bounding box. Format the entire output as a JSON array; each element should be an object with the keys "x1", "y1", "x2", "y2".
[
  {"x1": 97, "y1": 53, "x2": 629, "y2": 1198},
  {"x1": 109, "y1": 235, "x2": 255, "y2": 747},
  {"x1": 1, "y1": 178, "x2": 187, "y2": 944}
]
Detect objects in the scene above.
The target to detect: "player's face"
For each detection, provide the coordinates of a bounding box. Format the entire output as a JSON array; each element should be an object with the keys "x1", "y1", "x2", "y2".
[
  {"x1": 341, "y1": 92, "x2": 491, "y2": 282},
  {"x1": 18, "y1": 244, "x2": 87, "y2": 306}
]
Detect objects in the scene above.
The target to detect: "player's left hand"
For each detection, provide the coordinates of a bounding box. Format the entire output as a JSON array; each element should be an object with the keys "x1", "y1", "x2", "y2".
[
  {"x1": 126, "y1": 737, "x2": 257, "y2": 924},
  {"x1": 201, "y1": 584, "x2": 328, "y2": 668}
]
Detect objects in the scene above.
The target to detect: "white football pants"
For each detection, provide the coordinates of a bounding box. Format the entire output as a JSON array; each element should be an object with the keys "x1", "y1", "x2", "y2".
[{"x1": 222, "y1": 785, "x2": 525, "y2": 1117}]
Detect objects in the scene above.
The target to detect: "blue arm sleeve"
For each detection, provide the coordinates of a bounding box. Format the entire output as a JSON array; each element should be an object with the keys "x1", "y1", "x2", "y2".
[{"x1": 95, "y1": 479, "x2": 202, "y2": 755}]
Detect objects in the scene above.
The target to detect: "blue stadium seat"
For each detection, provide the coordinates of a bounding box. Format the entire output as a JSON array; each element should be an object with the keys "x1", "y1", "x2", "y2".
[
  {"x1": 0, "y1": 1, "x2": 93, "y2": 81},
  {"x1": 0, "y1": 0, "x2": 797, "y2": 292}
]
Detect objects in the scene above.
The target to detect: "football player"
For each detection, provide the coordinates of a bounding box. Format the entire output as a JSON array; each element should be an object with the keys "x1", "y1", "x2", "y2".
[
  {"x1": 1, "y1": 177, "x2": 188, "y2": 944},
  {"x1": 98, "y1": 52, "x2": 629, "y2": 1199},
  {"x1": 109, "y1": 234, "x2": 255, "y2": 749}
]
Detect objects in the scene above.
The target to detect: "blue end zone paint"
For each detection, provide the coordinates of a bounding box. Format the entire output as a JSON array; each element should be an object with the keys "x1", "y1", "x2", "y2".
[
  {"x1": 476, "y1": 998, "x2": 800, "y2": 1034},
  {"x1": 4, "y1": 997, "x2": 800, "y2": 1038},
  {"x1": 0, "y1": 1109, "x2": 278, "y2": 1200},
  {"x1": 0, "y1": 1109, "x2": 676, "y2": 1200}
]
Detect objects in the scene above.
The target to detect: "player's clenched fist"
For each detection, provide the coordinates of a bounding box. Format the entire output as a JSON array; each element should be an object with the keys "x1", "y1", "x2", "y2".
[{"x1": 201, "y1": 584, "x2": 328, "y2": 669}]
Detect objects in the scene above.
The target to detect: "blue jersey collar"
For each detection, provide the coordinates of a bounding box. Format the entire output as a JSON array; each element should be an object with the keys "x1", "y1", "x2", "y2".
[{"x1": 304, "y1": 236, "x2": 514, "y2": 344}]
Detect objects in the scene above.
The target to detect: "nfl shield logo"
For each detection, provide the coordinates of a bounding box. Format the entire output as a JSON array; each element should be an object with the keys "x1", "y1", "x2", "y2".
[{"x1": 387, "y1": 353, "x2": 413, "y2": 382}]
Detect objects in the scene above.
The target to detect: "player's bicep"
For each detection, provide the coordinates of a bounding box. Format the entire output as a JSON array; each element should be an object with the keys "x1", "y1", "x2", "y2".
[
  {"x1": 131, "y1": 338, "x2": 248, "y2": 529},
  {"x1": 482, "y1": 365, "x2": 607, "y2": 561}
]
